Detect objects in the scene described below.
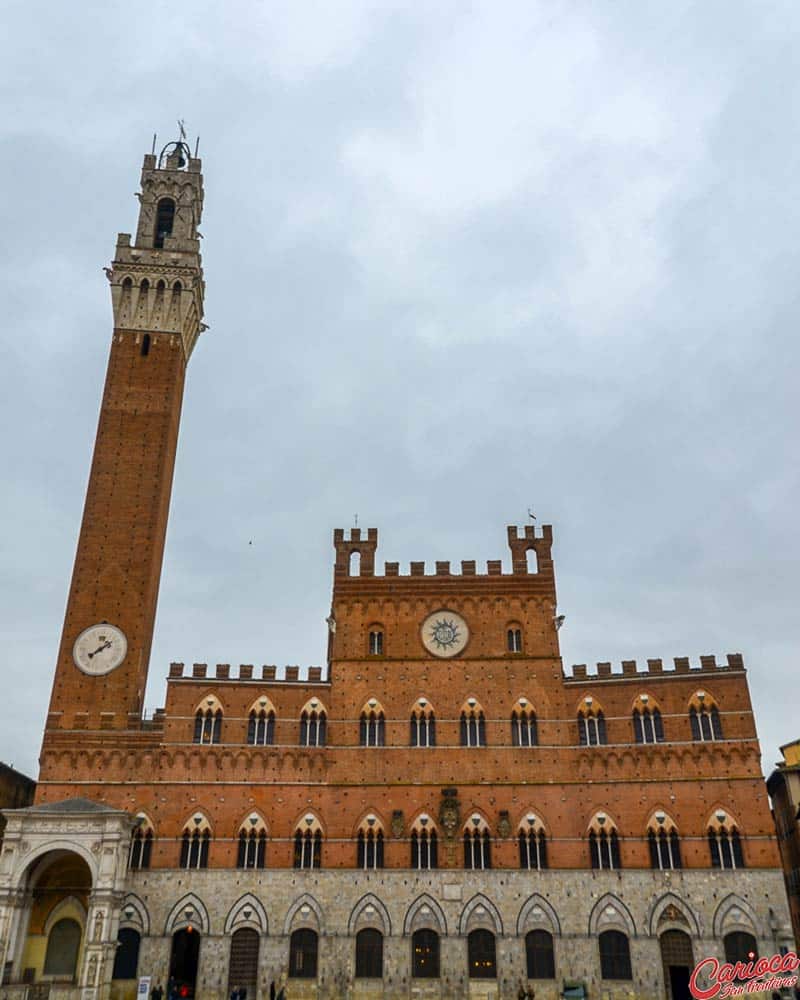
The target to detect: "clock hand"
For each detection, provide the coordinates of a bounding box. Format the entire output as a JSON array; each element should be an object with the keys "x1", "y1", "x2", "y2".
[{"x1": 87, "y1": 640, "x2": 112, "y2": 659}]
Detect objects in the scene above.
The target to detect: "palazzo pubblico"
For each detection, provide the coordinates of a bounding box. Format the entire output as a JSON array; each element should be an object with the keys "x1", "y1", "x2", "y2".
[{"x1": 0, "y1": 141, "x2": 793, "y2": 1000}]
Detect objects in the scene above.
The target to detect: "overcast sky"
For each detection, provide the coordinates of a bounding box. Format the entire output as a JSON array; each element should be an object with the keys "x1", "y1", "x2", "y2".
[{"x1": 2, "y1": 1, "x2": 798, "y2": 779}]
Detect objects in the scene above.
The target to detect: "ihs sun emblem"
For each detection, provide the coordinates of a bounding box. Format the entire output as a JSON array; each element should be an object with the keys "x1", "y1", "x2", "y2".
[{"x1": 430, "y1": 618, "x2": 460, "y2": 651}]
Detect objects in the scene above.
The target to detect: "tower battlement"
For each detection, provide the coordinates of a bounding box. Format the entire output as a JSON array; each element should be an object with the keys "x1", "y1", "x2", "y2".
[{"x1": 332, "y1": 525, "x2": 554, "y2": 579}]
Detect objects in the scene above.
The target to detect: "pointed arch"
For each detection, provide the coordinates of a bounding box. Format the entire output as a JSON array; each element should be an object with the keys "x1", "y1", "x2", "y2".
[
  {"x1": 647, "y1": 893, "x2": 701, "y2": 937},
  {"x1": 588, "y1": 894, "x2": 636, "y2": 937},
  {"x1": 283, "y1": 893, "x2": 324, "y2": 935},
  {"x1": 359, "y1": 698, "x2": 386, "y2": 747},
  {"x1": 460, "y1": 699, "x2": 486, "y2": 747},
  {"x1": 517, "y1": 894, "x2": 561, "y2": 937},
  {"x1": 459, "y1": 894, "x2": 503, "y2": 935},
  {"x1": 410, "y1": 697, "x2": 436, "y2": 746},
  {"x1": 712, "y1": 894, "x2": 760, "y2": 939},
  {"x1": 348, "y1": 894, "x2": 392, "y2": 936},
  {"x1": 164, "y1": 893, "x2": 210, "y2": 934},
  {"x1": 403, "y1": 893, "x2": 447, "y2": 936},
  {"x1": 224, "y1": 893, "x2": 269, "y2": 935},
  {"x1": 120, "y1": 893, "x2": 150, "y2": 935}
]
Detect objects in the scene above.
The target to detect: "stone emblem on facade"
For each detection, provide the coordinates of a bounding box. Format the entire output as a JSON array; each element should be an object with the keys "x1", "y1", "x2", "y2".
[
  {"x1": 440, "y1": 788, "x2": 461, "y2": 839},
  {"x1": 421, "y1": 609, "x2": 469, "y2": 658}
]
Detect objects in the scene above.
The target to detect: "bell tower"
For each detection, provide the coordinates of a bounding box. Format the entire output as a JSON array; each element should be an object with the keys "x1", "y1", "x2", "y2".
[{"x1": 44, "y1": 137, "x2": 206, "y2": 737}]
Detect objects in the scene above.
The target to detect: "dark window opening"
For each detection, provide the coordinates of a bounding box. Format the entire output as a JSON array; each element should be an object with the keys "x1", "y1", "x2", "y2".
[
  {"x1": 411, "y1": 929, "x2": 439, "y2": 978},
  {"x1": 129, "y1": 827, "x2": 152, "y2": 870},
  {"x1": 467, "y1": 929, "x2": 497, "y2": 979},
  {"x1": 355, "y1": 928, "x2": 383, "y2": 979},
  {"x1": 599, "y1": 930, "x2": 632, "y2": 980},
  {"x1": 141, "y1": 334, "x2": 151, "y2": 357},
  {"x1": 237, "y1": 829, "x2": 267, "y2": 869},
  {"x1": 289, "y1": 928, "x2": 318, "y2": 979},
  {"x1": 154, "y1": 198, "x2": 176, "y2": 249},
  {"x1": 112, "y1": 928, "x2": 141, "y2": 980},
  {"x1": 294, "y1": 829, "x2": 322, "y2": 869},
  {"x1": 525, "y1": 929, "x2": 555, "y2": 979}
]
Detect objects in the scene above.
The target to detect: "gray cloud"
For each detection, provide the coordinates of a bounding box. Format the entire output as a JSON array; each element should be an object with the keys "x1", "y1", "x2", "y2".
[{"x1": 1, "y1": 0, "x2": 798, "y2": 777}]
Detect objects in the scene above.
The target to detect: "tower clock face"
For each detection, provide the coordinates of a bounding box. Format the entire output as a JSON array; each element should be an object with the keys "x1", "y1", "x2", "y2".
[
  {"x1": 72, "y1": 623, "x2": 128, "y2": 676},
  {"x1": 421, "y1": 610, "x2": 469, "y2": 658}
]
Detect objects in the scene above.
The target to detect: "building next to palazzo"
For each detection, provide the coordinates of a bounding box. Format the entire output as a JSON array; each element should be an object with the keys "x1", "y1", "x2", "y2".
[{"x1": 0, "y1": 138, "x2": 794, "y2": 1000}]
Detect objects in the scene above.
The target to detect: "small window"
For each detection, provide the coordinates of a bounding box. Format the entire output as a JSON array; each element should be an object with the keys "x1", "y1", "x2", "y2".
[
  {"x1": 411, "y1": 701, "x2": 435, "y2": 746},
  {"x1": 300, "y1": 710, "x2": 326, "y2": 747},
  {"x1": 411, "y1": 928, "x2": 439, "y2": 978},
  {"x1": 525, "y1": 929, "x2": 555, "y2": 979},
  {"x1": 633, "y1": 707, "x2": 664, "y2": 744},
  {"x1": 589, "y1": 828, "x2": 620, "y2": 870},
  {"x1": 360, "y1": 710, "x2": 385, "y2": 747},
  {"x1": 248, "y1": 709, "x2": 275, "y2": 746},
  {"x1": 511, "y1": 709, "x2": 537, "y2": 746},
  {"x1": 294, "y1": 828, "x2": 322, "y2": 869},
  {"x1": 519, "y1": 826, "x2": 548, "y2": 870},
  {"x1": 464, "y1": 822, "x2": 491, "y2": 870},
  {"x1": 355, "y1": 928, "x2": 383, "y2": 979},
  {"x1": 460, "y1": 708, "x2": 486, "y2": 747},
  {"x1": 237, "y1": 828, "x2": 267, "y2": 869},
  {"x1": 179, "y1": 828, "x2": 210, "y2": 869},
  {"x1": 690, "y1": 705, "x2": 723, "y2": 742},
  {"x1": 467, "y1": 929, "x2": 496, "y2": 979},
  {"x1": 289, "y1": 928, "x2": 318, "y2": 978},
  {"x1": 140, "y1": 333, "x2": 151, "y2": 357},
  {"x1": 128, "y1": 825, "x2": 153, "y2": 870},
  {"x1": 648, "y1": 828, "x2": 682, "y2": 870},
  {"x1": 194, "y1": 706, "x2": 222, "y2": 744},
  {"x1": 411, "y1": 826, "x2": 438, "y2": 869},
  {"x1": 154, "y1": 198, "x2": 176, "y2": 249},
  {"x1": 578, "y1": 710, "x2": 606, "y2": 746},
  {"x1": 368, "y1": 630, "x2": 383, "y2": 655},
  {"x1": 708, "y1": 826, "x2": 744, "y2": 869},
  {"x1": 507, "y1": 628, "x2": 523, "y2": 653},
  {"x1": 357, "y1": 828, "x2": 384, "y2": 869},
  {"x1": 599, "y1": 930, "x2": 632, "y2": 980}
]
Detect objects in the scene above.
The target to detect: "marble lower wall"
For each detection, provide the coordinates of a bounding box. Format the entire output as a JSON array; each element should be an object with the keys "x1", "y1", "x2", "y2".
[{"x1": 123, "y1": 867, "x2": 794, "y2": 1000}]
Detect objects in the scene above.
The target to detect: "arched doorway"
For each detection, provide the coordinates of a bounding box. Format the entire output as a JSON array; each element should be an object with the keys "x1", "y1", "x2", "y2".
[
  {"x1": 227, "y1": 928, "x2": 259, "y2": 999},
  {"x1": 169, "y1": 929, "x2": 201, "y2": 999},
  {"x1": 17, "y1": 850, "x2": 92, "y2": 984},
  {"x1": 660, "y1": 929, "x2": 694, "y2": 1000}
]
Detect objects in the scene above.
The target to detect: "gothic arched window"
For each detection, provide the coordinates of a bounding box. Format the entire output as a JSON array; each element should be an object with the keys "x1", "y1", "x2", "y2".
[
  {"x1": 689, "y1": 692, "x2": 723, "y2": 742},
  {"x1": 193, "y1": 697, "x2": 222, "y2": 744},
  {"x1": 578, "y1": 700, "x2": 606, "y2": 746},
  {"x1": 525, "y1": 929, "x2": 555, "y2": 979},
  {"x1": 289, "y1": 928, "x2": 318, "y2": 978},
  {"x1": 467, "y1": 929, "x2": 497, "y2": 979},
  {"x1": 518, "y1": 815, "x2": 548, "y2": 870},
  {"x1": 179, "y1": 815, "x2": 211, "y2": 869},
  {"x1": 359, "y1": 701, "x2": 385, "y2": 747},
  {"x1": 463, "y1": 816, "x2": 491, "y2": 870},
  {"x1": 599, "y1": 930, "x2": 632, "y2": 980},
  {"x1": 355, "y1": 928, "x2": 383, "y2": 978},
  {"x1": 357, "y1": 818, "x2": 385, "y2": 870},
  {"x1": 237, "y1": 814, "x2": 267, "y2": 869},
  {"x1": 707, "y1": 811, "x2": 745, "y2": 869},
  {"x1": 632, "y1": 695, "x2": 664, "y2": 743},
  {"x1": 410, "y1": 816, "x2": 438, "y2": 869},
  {"x1": 411, "y1": 929, "x2": 440, "y2": 978},
  {"x1": 293, "y1": 815, "x2": 323, "y2": 869},
  {"x1": 460, "y1": 700, "x2": 486, "y2": 747},
  {"x1": 647, "y1": 812, "x2": 682, "y2": 870},
  {"x1": 588, "y1": 814, "x2": 621, "y2": 870},
  {"x1": 410, "y1": 699, "x2": 436, "y2": 747},
  {"x1": 247, "y1": 698, "x2": 275, "y2": 746},
  {"x1": 128, "y1": 815, "x2": 153, "y2": 870},
  {"x1": 300, "y1": 700, "x2": 327, "y2": 746},
  {"x1": 511, "y1": 701, "x2": 537, "y2": 746}
]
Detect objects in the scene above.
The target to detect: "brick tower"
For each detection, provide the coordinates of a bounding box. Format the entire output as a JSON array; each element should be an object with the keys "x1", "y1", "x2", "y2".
[{"x1": 44, "y1": 138, "x2": 205, "y2": 737}]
